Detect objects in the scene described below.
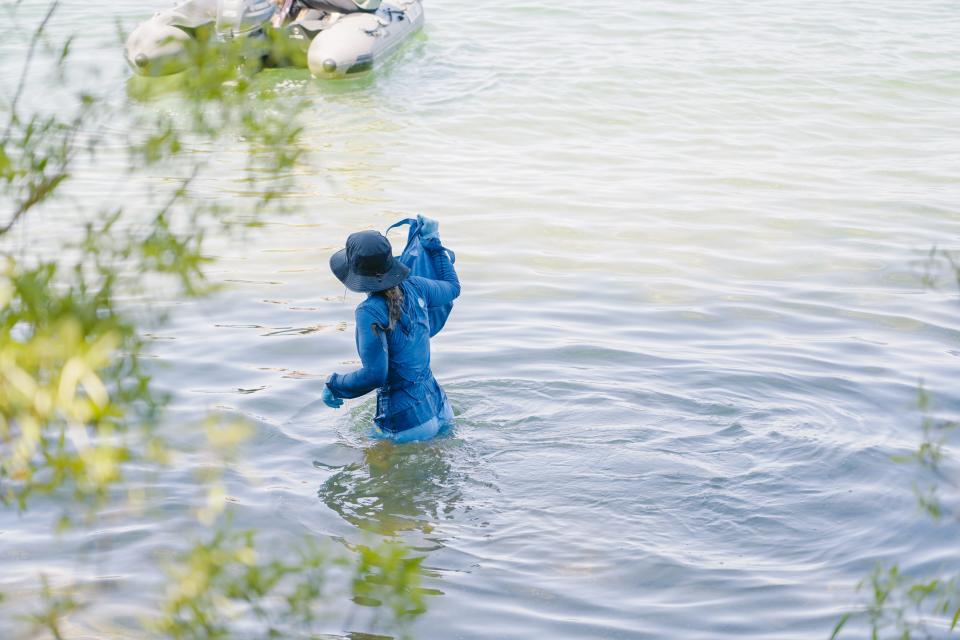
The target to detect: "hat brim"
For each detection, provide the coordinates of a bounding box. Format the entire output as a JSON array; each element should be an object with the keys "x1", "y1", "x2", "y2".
[{"x1": 330, "y1": 249, "x2": 410, "y2": 293}]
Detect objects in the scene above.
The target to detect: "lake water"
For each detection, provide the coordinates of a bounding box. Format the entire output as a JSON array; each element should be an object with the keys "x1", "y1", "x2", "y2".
[{"x1": 2, "y1": 0, "x2": 959, "y2": 637}]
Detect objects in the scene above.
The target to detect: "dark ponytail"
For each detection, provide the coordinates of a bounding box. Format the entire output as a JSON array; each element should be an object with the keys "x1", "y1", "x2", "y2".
[{"x1": 376, "y1": 285, "x2": 404, "y2": 331}]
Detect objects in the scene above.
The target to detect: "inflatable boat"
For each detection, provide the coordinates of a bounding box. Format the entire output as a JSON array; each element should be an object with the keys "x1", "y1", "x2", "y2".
[{"x1": 124, "y1": 0, "x2": 424, "y2": 79}]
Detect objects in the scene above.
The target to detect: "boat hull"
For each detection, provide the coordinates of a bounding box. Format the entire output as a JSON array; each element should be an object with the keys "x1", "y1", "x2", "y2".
[
  {"x1": 124, "y1": 0, "x2": 424, "y2": 78},
  {"x1": 306, "y1": 1, "x2": 424, "y2": 78}
]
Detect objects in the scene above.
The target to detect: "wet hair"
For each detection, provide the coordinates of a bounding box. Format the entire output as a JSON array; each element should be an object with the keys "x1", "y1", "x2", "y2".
[{"x1": 375, "y1": 285, "x2": 404, "y2": 331}]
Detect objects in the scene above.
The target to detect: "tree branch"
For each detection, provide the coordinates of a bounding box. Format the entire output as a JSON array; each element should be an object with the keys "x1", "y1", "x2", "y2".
[
  {"x1": 2, "y1": 0, "x2": 59, "y2": 143},
  {"x1": 0, "y1": 172, "x2": 68, "y2": 235}
]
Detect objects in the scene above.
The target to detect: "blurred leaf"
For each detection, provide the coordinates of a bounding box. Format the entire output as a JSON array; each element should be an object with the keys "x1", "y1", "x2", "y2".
[
  {"x1": 1, "y1": 3, "x2": 428, "y2": 637},
  {"x1": 829, "y1": 612, "x2": 850, "y2": 640}
]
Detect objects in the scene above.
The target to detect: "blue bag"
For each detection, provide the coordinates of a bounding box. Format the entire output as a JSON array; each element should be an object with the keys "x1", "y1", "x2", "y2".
[{"x1": 386, "y1": 217, "x2": 456, "y2": 337}]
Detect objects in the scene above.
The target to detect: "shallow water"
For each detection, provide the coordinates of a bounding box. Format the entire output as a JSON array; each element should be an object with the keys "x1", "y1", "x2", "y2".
[{"x1": 2, "y1": 0, "x2": 960, "y2": 637}]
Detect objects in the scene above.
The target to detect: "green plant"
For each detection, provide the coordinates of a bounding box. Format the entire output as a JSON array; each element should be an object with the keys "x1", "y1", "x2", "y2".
[
  {"x1": 19, "y1": 576, "x2": 81, "y2": 640},
  {"x1": 1, "y1": 3, "x2": 427, "y2": 637},
  {"x1": 832, "y1": 251, "x2": 960, "y2": 639}
]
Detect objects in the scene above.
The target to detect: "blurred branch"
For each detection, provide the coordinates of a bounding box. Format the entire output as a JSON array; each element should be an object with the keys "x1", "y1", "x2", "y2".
[
  {"x1": 19, "y1": 575, "x2": 81, "y2": 640},
  {"x1": 2, "y1": 0, "x2": 59, "y2": 142},
  {"x1": 0, "y1": 170, "x2": 67, "y2": 235},
  {"x1": 0, "y1": 5, "x2": 430, "y2": 637}
]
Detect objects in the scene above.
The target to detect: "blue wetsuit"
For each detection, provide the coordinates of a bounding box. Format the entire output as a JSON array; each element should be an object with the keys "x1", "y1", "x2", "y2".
[{"x1": 326, "y1": 244, "x2": 460, "y2": 442}]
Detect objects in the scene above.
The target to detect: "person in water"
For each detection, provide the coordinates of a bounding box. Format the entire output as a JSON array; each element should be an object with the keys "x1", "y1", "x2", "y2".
[{"x1": 322, "y1": 216, "x2": 461, "y2": 443}]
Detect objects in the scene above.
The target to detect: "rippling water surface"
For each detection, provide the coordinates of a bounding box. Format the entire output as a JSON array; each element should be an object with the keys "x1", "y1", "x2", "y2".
[{"x1": 2, "y1": 0, "x2": 960, "y2": 637}]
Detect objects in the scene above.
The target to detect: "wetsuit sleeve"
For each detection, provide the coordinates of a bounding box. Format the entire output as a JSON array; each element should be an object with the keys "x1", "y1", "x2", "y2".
[
  {"x1": 326, "y1": 305, "x2": 388, "y2": 399},
  {"x1": 418, "y1": 238, "x2": 461, "y2": 306}
]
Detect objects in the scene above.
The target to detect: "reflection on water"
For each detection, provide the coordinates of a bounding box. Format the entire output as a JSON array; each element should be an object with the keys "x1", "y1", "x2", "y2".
[
  {"x1": 317, "y1": 632, "x2": 395, "y2": 640},
  {"x1": 317, "y1": 437, "x2": 462, "y2": 540},
  {"x1": 314, "y1": 425, "x2": 471, "y2": 628}
]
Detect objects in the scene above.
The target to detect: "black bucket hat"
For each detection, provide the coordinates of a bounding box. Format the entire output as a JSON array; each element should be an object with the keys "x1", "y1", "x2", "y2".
[{"x1": 330, "y1": 230, "x2": 410, "y2": 293}]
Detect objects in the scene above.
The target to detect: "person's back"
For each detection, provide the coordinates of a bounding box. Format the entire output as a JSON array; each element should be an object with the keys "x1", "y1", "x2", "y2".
[{"x1": 364, "y1": 278, "x2": 435, "y2": 385}]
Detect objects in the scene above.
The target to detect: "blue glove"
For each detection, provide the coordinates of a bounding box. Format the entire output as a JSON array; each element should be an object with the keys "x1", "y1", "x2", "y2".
[
  {"x1": 421, "y1": 235, "x2": 443, "y2": 254},
  {"x1": 322, "y1": 384, "x2": 343, "y2": 409},
  {"x1": 417, "y1": 214, "x2": 439, "y2": 242}
]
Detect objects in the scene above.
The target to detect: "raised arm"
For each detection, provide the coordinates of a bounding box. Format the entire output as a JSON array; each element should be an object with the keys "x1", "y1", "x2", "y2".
[
  {"x1": 325, "y1": 305, "x2": 388, "y2": 400},
  {"x1": 417, "y1": 236, "x2": 461, "y2": 307}
]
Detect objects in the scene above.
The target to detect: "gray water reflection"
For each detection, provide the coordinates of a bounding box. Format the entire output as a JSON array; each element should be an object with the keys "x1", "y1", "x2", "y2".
[
  {"x1": 313, "y1": 430, "x2": 470, "y2": 631},
  {"x1": 317, "y1": 437, "x2": 463, "y2": 540}
]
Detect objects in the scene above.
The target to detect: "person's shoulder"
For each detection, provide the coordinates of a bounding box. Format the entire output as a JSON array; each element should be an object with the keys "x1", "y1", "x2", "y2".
[
  {"x1": 357, "y1": 295, "x2": 388, "y2": 321},
  {"x1": 404, "y1": 277, "x2": 436, "y2": 298},
  {"x1": 406, "y1": 276, "x2": 431, "y2": 289}
]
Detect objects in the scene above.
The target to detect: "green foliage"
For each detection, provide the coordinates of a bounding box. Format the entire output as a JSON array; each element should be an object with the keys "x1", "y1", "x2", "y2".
[
  {"x1": 124, "y1": 31, "x2": 308, "y2": 187},
  {"x1": 0, "y1": 0, "x2": 305, "y2": 516},
  {"x1": 0, "y1": 254, "x2": 155, "y2": 511},
  {"x1": 129, "y1": 23, "x2": 308, "y2": 89},
  {"x1": 841, "y1": 564, "x2": 960, "y2": 640},
  {"x1": 151, "y1": 525, "x2": 330, "y2": 639},
  {"x1": 834, "y1": 410, "x2": 960, "y2": 638},
  {"x1": 1, "y1": 2, "x2": 428, "y2": 637},
  {"x1": 832, "y1": 254, "x2": 960, "y2": 639},
  {"x1": 352, "y1": 541, "x2": 427, "y2": 618},
  {"x1": 151, "y1": 527, "x2": 427, "y2": 639},
  {"x1": 20, "y1": 575, "x2": 82, "y2": 640},
  {"x1": 0, "y1": 1, "x2": 78, "y2": 236}
]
